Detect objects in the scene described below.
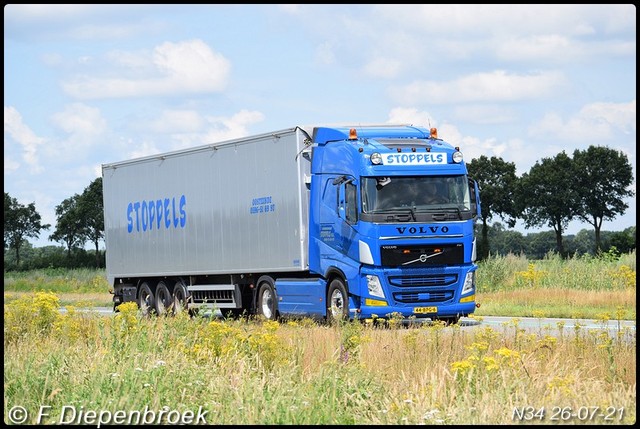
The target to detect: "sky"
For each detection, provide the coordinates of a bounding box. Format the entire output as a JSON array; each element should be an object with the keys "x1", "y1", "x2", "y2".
[{"x1": 4, "y1": 4, "x2": 637, "y2": 249}]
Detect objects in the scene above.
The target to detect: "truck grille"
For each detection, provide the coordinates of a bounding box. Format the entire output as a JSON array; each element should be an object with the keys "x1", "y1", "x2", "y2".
[
  {"x1": 384, "y1": 271, "x2": 459, "y2": 306},
  {"x1": 393, "y1": 290, "x2": 454, "y2": 303},
  {"x1": 380, "y1": 244, "x2": 464, "y2": 267},
  {"x1": 388, "y1": 274, "x2": 458, "y2": 287}
]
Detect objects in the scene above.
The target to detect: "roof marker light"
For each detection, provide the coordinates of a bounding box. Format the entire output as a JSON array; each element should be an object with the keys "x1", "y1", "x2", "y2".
[
  {"x1": 349, "y1": 128, "x2": 358, "y2": 140},
  {"x1": 430, "y1": 127, "x2": 438, "y2": 139}
]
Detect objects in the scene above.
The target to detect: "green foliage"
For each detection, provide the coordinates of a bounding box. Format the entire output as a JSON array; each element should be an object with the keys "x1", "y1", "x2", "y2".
[
  {"x1": 50, "y1": 194, "x2": 87, "y2": 256},
  {"x1": 4, "y1": 192, "x2": 51, "y2": 266},
  {"x1": 3, "y1": 268, "x2": 110, "y2": 294},
  {"x1": 477, "y1": 249, "x2": 637, "y2": 292},
  {"x1": 3, "y1": 302, "x2": 635, "y2": 425},
  {"x1": 518, "y1": 152, "x2": 578, "y2": 257},
  {"x1": 572, "y1": 146, "x2": 634, "y2": 253},
  {"x1": 467, "y1": 156, "x2": 518, "y2": 259}
]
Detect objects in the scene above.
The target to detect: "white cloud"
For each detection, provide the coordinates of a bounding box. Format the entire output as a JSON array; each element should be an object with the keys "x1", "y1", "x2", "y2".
[
  {"x1": 374, "y1": 5, "x2": 635, "y2": 37},
  {"x1": 453, "y1": 105, "x2": 516, "y2": 125},
  {"x1": 201, "y1": 109, "x2": 266, "y2": 145},
  {"x1": 495, "y1": 35, "x2": 635, "y2": 63},
  {"x1": 386, "y1": 107, "x2": 436, "y2": 128},
  {"x1": 122, "y1": 109, "x2": 266, "y2": 157},
  {"x1": 128, "y1": 140, "x2": 162, "y2": 160},
  {"x1": 148, "y1": 110, "x2": 205, "y2": 134},
  {"x1": 533, "y1": 100, "x2": 636, "y2": 142},
  {"x1": 51, "y1": 103, "x2": 107, "y2": 136},
  {"x1": 391, "y1": 70, "x2": 567, "y2": 105},
  {"x1": 363, "y1": 57, "x2": 403, "y2": 79},
  {"x1": 3, "y1": 157, "x2": 20, "y2": 174},
  {"x1": 314, "y1": 42, "x2": 337, "y2": 66},
  {"x1": 4, "y1": 106, "x2": 46, "y2": 173},
  {"x1": 62, "y1": 39, "x2": 231, "y2": 99}
]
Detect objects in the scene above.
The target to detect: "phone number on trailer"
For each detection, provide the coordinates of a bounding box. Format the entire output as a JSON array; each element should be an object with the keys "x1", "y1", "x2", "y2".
[{"x1": 512, "y1": 406, "x2": 625, "y2": 422}]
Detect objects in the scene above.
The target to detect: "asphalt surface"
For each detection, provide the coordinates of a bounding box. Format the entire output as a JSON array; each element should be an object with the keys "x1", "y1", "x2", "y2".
[{"x1": 62, "y1": 307, "x2": 636, "y2": 338}]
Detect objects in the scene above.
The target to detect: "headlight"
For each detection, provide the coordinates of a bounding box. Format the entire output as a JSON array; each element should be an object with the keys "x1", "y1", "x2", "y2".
[
  {"x1": 452, "y1": 151, "x2": 463, "y2": 163},
  {"x1": 370, "y1": 152, "x2": 383, "y2": 165},
  {"x1": 366, "y1": 275, "x2": 385, "y2": 299},
  {"x1": 461, "y1": 271, "x2": 475, "y2": 295}
]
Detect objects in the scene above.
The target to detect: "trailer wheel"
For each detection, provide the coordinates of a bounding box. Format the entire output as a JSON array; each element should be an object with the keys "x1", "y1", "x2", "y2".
[
  {"x1": 172, "y1": 280, "x2": 189, "y2": 315},
  {"x1": 155, "y1": 281, "x2": 174, "y2": 316},
  {"x1": 138, "y1": 282, "x2": 156, "y2": 317},
  {"x1": 327, "y1": 278, "x2": 349, "y2": 323},
  {"x1": 257, "y1": 278, "x2": 277, "y2": 320}
]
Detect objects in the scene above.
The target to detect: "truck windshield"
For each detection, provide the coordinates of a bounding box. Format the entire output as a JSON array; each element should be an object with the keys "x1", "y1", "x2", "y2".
[{"x1": 361, "y1": 176, "x2": 472, "y2": 213}]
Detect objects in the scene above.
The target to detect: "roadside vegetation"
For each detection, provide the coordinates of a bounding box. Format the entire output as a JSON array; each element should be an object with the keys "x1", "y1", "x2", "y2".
[
  {"x1": 4, "y1": 251, "x2": 636, "y2": 424},
  {"x1": 4, "y1": 250, "x2": 636, "y2": 320},
  {"x1": 4, "y1": 293, "x2": 636, "y2": 425}
]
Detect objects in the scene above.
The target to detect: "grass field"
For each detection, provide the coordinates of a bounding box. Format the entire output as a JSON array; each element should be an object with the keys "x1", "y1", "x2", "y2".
[
  {"x1": 4, "y1": 251, "x2": 636, "y2": 320},
  {"x1": 4, "y1": 252, "x2": 636, "y2": 424}
]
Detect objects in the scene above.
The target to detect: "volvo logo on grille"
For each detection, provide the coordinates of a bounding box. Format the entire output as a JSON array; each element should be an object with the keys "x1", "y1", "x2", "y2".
[
  {"x1": 396, "y1": 226, "x2": 449, "y2": 234},
  {"x1": 403, "y1": 249, "x2": 444, "y2": 266}
]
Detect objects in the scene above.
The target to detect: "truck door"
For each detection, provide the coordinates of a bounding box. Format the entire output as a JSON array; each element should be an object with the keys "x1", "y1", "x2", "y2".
[{"x1": 336, "y1": 176, "x2": 358, "y2": 257}]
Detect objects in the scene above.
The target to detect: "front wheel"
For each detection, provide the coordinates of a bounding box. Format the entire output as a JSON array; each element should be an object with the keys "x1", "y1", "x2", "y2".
[
  {"x1": 257, "y1": 278, "x2": 277, "y2": 320},
  {"x1": 327, "y1": 278, "x2": 349, "y2": 323}
]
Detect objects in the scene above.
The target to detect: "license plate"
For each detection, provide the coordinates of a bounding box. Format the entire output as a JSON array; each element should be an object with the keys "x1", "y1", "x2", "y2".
[{"x1": 414, "y1": 306, "x2": 437, "y2": 314}]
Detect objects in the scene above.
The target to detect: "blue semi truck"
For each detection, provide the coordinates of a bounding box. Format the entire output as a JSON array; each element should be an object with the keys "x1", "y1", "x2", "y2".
[{"x1": 102, "y1": 124, "x2": 481, "y2": 324}]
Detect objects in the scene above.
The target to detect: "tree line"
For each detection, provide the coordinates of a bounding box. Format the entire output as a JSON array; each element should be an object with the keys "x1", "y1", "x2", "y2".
[{"x1": 4, "y1": 144, "x2": 636, "y2": 271}]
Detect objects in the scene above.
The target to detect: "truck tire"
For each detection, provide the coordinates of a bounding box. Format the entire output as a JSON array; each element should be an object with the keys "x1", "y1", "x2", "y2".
[
  {"x1": 172, "y1": 280, "x2": 189, "y2": 315},
  {"x1": 327, "y1": 278, "x2": 349, "y2": 323},
  {"x1": 257, "y1": 278, "x2": 277, "y2": 320},
  {"x1": 138, "y1": 282, "x2": 156, "y2": 317},
  {"x1": 155, "y1": 280, "x2": 174, "y2": 316}
]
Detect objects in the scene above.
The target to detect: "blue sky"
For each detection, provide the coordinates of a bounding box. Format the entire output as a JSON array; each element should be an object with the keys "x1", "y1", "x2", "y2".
[{"x1": 4, "y1": 4, "x2": 636, "y2": 248}]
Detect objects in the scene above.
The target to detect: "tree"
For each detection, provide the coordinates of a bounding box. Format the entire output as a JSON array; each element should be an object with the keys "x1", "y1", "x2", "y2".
[
  {"x1": 608, "y1": 226, "x2": 636, "y2": 254},
  {"x1": 488, "y1": 222, "x2": 527, "y2": 256},
  {"x1": 4, "y1": 192, "x2": 51, "y2": 266},
  {"x1": 78, "y1": 177, "x2": 104, "y2": 268},
  {"x1": 50, "y1": 194, "x2": 87, "y2": 260},
  {"x1": 467, "y1": 156, "x2": 519, "y2": 260},
  {"x1": 517, "y1": 152, "x2": 578, "y2": 257},
  {"x1": 572, "y1": 146, "x2": 634, "y2": 254}
]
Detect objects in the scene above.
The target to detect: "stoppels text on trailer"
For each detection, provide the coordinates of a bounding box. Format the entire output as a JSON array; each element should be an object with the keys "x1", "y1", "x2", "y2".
[{"x1": 102, "y1": 124, "x2": 482, "y2": 324}]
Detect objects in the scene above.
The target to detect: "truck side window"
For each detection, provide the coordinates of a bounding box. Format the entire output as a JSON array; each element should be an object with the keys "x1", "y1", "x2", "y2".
[{"x1": 345, "y1": 182, "x2": 357, "y2": 224}]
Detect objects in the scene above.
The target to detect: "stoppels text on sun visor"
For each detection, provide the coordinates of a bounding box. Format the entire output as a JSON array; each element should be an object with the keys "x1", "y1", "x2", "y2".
[
  {"x1": 383, "y1": 153, "x2": 446, "y2": 165},
  {"x1": 126, "y1": 195, "x2": 186, "y2": 233}
]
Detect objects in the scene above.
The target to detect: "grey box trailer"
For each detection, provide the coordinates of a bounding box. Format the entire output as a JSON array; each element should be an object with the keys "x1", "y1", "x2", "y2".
[{"x1": 102, "y1": 126, "x2": 313, "y2": 313}]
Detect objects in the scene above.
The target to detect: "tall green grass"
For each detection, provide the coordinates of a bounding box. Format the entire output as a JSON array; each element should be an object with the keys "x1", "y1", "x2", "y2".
[
  {"x1": 475, "y1": 250, "x2": 636, "y2": 319},
  {"x1": 477, "y1": 250, "x2": 636, "y2": 292},
  {"x1": 3, "y1": 250, "x2": 636, "y2": 319},
  {"x1": 3, "y1": 294, "x2": 636, "y2": 425}
]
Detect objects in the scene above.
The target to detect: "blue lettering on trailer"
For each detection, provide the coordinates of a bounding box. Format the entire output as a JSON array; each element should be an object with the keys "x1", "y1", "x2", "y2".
[
  {"x1": 127, "y1": 195, "x2": 186, "y2": 233},
  {"x1": 250, "y1": 196, "x2": 276, "y2": 214}
]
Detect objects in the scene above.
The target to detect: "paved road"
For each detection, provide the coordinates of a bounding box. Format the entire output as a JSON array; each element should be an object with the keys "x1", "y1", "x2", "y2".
[{"x1": 63, "y1": 307, "x2": 636, "y2": 338}]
